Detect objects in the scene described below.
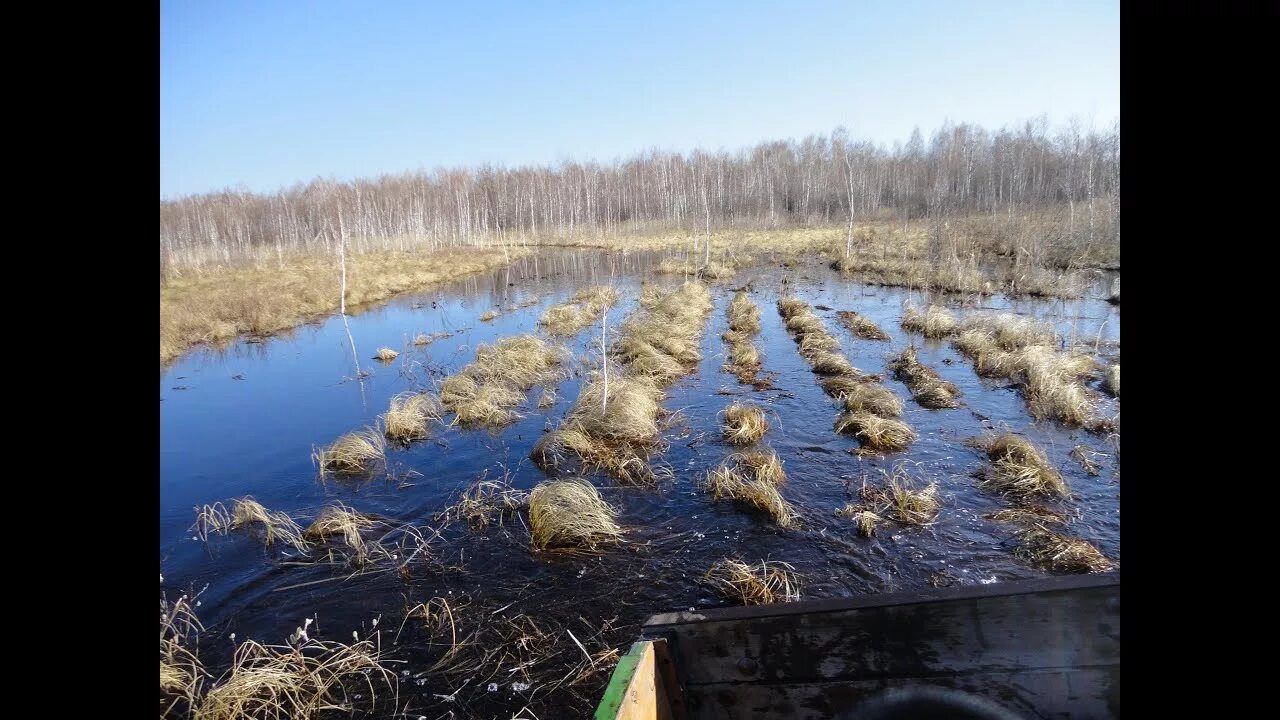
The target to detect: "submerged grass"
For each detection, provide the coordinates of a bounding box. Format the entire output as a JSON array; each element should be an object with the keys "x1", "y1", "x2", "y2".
[
  {"x1": 1015, "y1": 525, "x2": 1114, "y2": 573},
  {"x1": 722, "y1": 403, "x2": 769, "y2": 445},
  {"x1": 538, "y1": 286, "x2": 620, "y2": 337},
  {"x1": 382, "y1": 392, "x2": 443, "y2": 443},
  {"x1": 889, "y1": 346, "x2": 961, "y2": 409},
  {"x1": 704, "y1": 558, "x2": 800, "y2": 605},
  {"x1": 313, "y1": 427, "x2": 387, "y2": 476},
  {"x1": 977, "y1": 433, "x2": 1070, "y2": 500},
  {"x1": 836, "y1": 310, "x2": 890, "y2": 341},
  {"x1": 438, "y1": 477, "x2": 529, "y2": 531},
  {"x1": 528, "y1": 479, "x2": 622, "y2": 551}
]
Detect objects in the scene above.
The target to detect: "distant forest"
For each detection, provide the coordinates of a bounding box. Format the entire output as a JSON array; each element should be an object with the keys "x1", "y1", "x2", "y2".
[{"x1": 160, "y1": 118, "x2": 1118, "y2": 275}]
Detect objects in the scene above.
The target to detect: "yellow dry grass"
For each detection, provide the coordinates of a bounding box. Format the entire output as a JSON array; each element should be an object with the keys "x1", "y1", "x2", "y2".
[
  {"x1": 979, "y1": 433, "x2": 1070, "y2": 499},
  {"x1": 888, "y1": 346, "x2": 961, "y2": 409},
  {"x1": 160, "y1": 247, "x2": 524, "y2": 363},
  {"x1": 722, "y1": 403, "x2": 769, "y2": 445},
  {"x1": 835, "y1": 411, "x2": 917, "y2": 453},
  {"x1": 229, "y1": 498, "x2": 309, "y2": 552},
  {"x1": 440, "y1": 334, "x2": 566, "y2": 426},
  {"x1": 704, "y1": 462, "x2": 797, "y2": 527},
  {"x1": 381, "y1": 392, "x2": 443, "y2": 443},
  {"x1": 1015, "y1": 525, "x2": 1114, "y2": 573},
  {"x1": 839, "y1": 383, "x2": 904, "y2": 418},
  {"x1": 835, "y1": 505, "x2": 885, "y2": 537},
  {"x1": 373, "y1": 347, "x2": 398, "y2": 362},
  {"x1": 704, "y1": 558, "x2": 800, "y2": 605},
  {"x1": 900, "y1": 303, "x2": 959, "y2": 338},
  {"x1": 304, "y1": 503, "x2": 381, "y2": 565},
  {"x1": 727, "y1": 290, "x2": 762, "y2": 334},
  {"x1": 836, "y1": 311, "x2": 890, "y2": 341},
  {"x1": 313, "y1": 427, "x2": 387, "y2": 476},
  {"x1": 538, "y1": 286, "x2": 620, "y2": 337},
  {"x1": 953, "y1": 326, "x2": 1100, "y2": 427},
  {"x1": 528, "y1": 479, "x2": 622, "y2": 550},
  {"x1": 479, "y1": 309, "x2": 499, "y2": 322},
  {"x1": 438, "y1": 478, "x2": 529, "y2": 531}
]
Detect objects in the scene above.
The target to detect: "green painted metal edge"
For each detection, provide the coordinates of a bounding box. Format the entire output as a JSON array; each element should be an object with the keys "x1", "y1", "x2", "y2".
[{"x1": 594, "y1": 641, "x2": 651, "y2": 720}]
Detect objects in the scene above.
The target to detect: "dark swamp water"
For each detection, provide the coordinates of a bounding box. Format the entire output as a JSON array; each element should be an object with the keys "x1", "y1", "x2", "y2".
[{"x1": 159, "y1": 249, "x2": 1120, "y2": 719}]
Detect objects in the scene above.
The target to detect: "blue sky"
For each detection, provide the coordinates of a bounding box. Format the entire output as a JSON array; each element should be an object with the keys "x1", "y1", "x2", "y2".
[{"x1": 160, "y1": 0, "x2": 1119, "y2": 198}]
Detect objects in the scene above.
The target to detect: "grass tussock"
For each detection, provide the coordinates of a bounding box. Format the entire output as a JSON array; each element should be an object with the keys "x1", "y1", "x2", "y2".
[
  {"x1": 304, "y1": 503, "x2": 380, "y2": 565},
  {"x1": 373, "y1": 347, "x2": 399, "y2": 362},
  {"x1": 900, "y1": 303, "x2": 959, "y2": 338},
  {"x1": 839, "y1": 382, "x2": 904, "y2": 418},
  {"x1": 888, "y1": 347, "x2": 961, "y2": 409},
  {"x1": 836, "y1": 310, "x2": 890, "y2": 341},
  {"x1": 195, "y1": 638, "x2": 396, "y2": 720},
  {"x1": 313, "y1": 427, "x2": 387, "y2": 476},
  {"x1": 531, "y1": 375, "x2": 665, "y2": 484},
  {"x1": 440, "y1": 334, "x2": 566, "y2": 426},
  {"x1": 614, "y1": 282, "x2": 713, "y2": 386},
  {"x1": 835, "y1": 505, "x2": 885, "y2": 536},
  {"x1": 978, "y1": 433, "x2": 1070, "y2": 500},
  {"x1": 734, "y1": 449, "x2": 786, "y2": 486},
  {"x1": 656, "y1": 256, "x2": 738, "y2": 279},
  {"x1": 438, "y1": 478, "x2": 529, "y2": 531},
  {"x1": 1016, "y1": 525, "x2": 1114, "y2": 573},
  {"x1": 835, "y1": 411, "x2": 917, "y2": 453},
  {"x1": 1106, "y1": 364, "x2": 1119, "y2": 398},
  {"x1": 161, "y1": 592, "x2": 206, "y2": 713},
  {"x1": 528, "y1": 479, "x2": 622, "y2": 551},
  {"x1": 727, "y1": 290, "x2": 762, "y2": 334},
  {"x1": 538, "y1": 286, "x2": 620, "y2": 337},
  {"x1": 479, "y1": 309, "x2": 499, "y2": 322},
  {"x1": 382, "y1": 392, "x2": 443, "y2": 443},
  {"x1": 229, "y1": 498, "x2": 309, "y2": 553},
  {"x1": 987, "y1": 505, "x2": 1066, "y2": 526},
  {"x1": 704, "y1": 461, "x2": 797, "y2": 527},
  {"x1": 704, "y1": 558, "x2": 800, "y2": 605},
  {"x1": 160, "y1": 247, "x2": 523, "y2": 364},
  {"x1": 722, "y1": 403, "x2": 769, "y2": 444},
  {"x1": 961, "y1": 313, "x2": 1058, "y2": 351}
]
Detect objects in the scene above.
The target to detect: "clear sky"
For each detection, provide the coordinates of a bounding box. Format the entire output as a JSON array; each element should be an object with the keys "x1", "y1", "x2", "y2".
[{"x1": 160, "y1": 0, "x2": 1119, "y2": 198}]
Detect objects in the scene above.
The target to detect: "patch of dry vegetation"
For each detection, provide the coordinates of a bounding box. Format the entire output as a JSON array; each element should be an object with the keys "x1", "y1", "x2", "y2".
[
  {"x1": 528, "y1": 479, "x2": 622, "y2": 551},
  {"x1": 655, "y1": 256, "x2": 739, "y2": 280},
  {"x1": 704, "y1": 558, "x2": 800, "y2": 605},
  {"x1": 538, "y1": 286, "x2": 620, "y2": 337},
  {"x1": 437, "y1": 477, "x2": 529, "y2": 531},
  {"x1": 975, "y1": 433, "x2": 1070, "y2": 500},
  {"x1": 160, "y1": 247, "x2": 524, "y2": 364},
  {"x1": 440, "y1": 334, "x2": 566, "y2": 426},
  {"x1": 479, "y1": 309, "x2": 499, "y2": 322},
  {"x1": 704, "y1": 455, "x2": 796, "y2": 527},
  {"x1": 889, "y1": 346, "x2": 961, "y2": 409},
  {"x1": 723, "y1": 291, "x2": 768, "y2": 386},
  {"x1": 381, "y1": 392, "x2": 443, "y2": 444},
  {"x1": 313, "y1": 427, "x2": 387, "y2": 477},
  {"x1": 836, "y1": 310, "x2": 889, "y2": 341},
  {"x1": 722, "y1": 403, "x2": 769, "y2": 444},
  {"x1": 161, "y1": 592, "x2": 206, "y2": 716},
  {"x1": 840, "y1": 464, "x2": 940, "y2": 530},
  {"x1": 987, "y1": 505, "x2": 1066, "y2": 526},
  {"x1": 952, "y1": 314, "x2": 1102, "y2": 427},
  {"x1": 900, "y1": 303, "x2": 959, "y2": 338},
  {"x1": 304, "y1": 504, "x2": 381, "y2": 566},
  {"x1": 1015, "y1": 525, "x2": 1114, "y2": 573},
  {"x1": 195, "y1": 498, "x2": 310, "y2": 553},
  {"x1": 373, "y1": 347, "x2": 399, "y2": 362}
]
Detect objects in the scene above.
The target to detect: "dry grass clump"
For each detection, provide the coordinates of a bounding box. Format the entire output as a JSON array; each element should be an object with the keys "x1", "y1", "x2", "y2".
[
  {"x1": 704, "y1": 461, "x2": 797, "y2": 527},
  {"x1": 723, "y1": 403, "x2": 769, "y2": 444},
  {"x1": 834, "y1": 411, "x2": 917, "y2": 453},
  {"x1": 704, "y1": 558, "x2": 800, "y2": 605},
  {"x1": 987, "y1": 505, "x2": 1066, "y2": 526},
  {"x1": 381, "y1": 392, "x2": 443, "y2": 443},
  {"x1": 528, "y1": 479, "x2": 622, "y2": 550},
  {"x1": 1015, "y1": 525, "x2": 1114, "y2": 573},
  {"x1": 838, "y1": 382, "x2": 904, "y2": 418},
  {"x1": 835, "y1": 505, "x2": 885, "y2": 536},
  {"x1": 313, "y1": 427, "x2": 387, "y2": 476},
  {"x1": 978, "y1": 433, "x2": 1069, "y2": 500},
  {"x1": 438, "y1": 478, "x2": 529, "y2": 531},
  {"x1": 538, "y1": 286, "x2": 620, "y2": 337},
  {"x1": 532, "y1": 375, "x2": 665, "y2": 484},
  {"x1": 777, "y1": 297, "x2": 810, "y2": 319},
  {"x1": 479, "y1": 309, "x2": 499, "y2": 321},
  {"x1": 228, "y1": 498, "x2": 309, "y2": 552},
  {"x1": 735, "y1": 449, "x2": 786, "y2": 486},
  {"x1": 195, "y1": 638, "x2": 396, "y2": 720},
  {"x1": 655, "y1": 256, "x2": 693, "y2": 275},
  {"x1": 304, "y1": 503, "x2": 380, "y2": 565},
  {"x1": 799, "y1": 333, "x2": 842, "y2": 358},
  {"x1": 373, "y1": 347, "x2": 399, "y2": 362},
  {"x1": 960, "y1": 313, "x2": 1057, "y2": 351},
  {"x1": 701, "y1": 260, "x2": 737, "y2": 279},
  {"x1": 727, "y1": 290, "x2": 761, "y2": 334},
  {"x1": 889, "y1": 347, "x2": 961, "y2": 409},
  {"x1": 161, "y1": 592, "x2": 206, "y2": 714},
  {"x1": 160, "y1": 247, "x2": 522, "y2": 364},
  {"x1": 1106, "y1": 364, "x2": 1119, "y2": 398},
  {"x1": 412, "y1": 333, "x2": 431, "y2": 346},
  {"x1": 615, "y1": 282, "x2": 713, "y2": 386},
  {"x1": 440, "y1": 334, "x2": 566, "y2": 426},
  {"x1": 900, "y1": 303, "x2": 959, "y2": 338},
  {"x1": 836, "y1": 310, "x2": 890, "y2": 341}
]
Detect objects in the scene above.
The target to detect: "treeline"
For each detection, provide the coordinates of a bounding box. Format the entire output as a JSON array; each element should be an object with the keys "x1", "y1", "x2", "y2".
[{"x1": 160, "y1": 117, "x2": 1118, "y2": 276}]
